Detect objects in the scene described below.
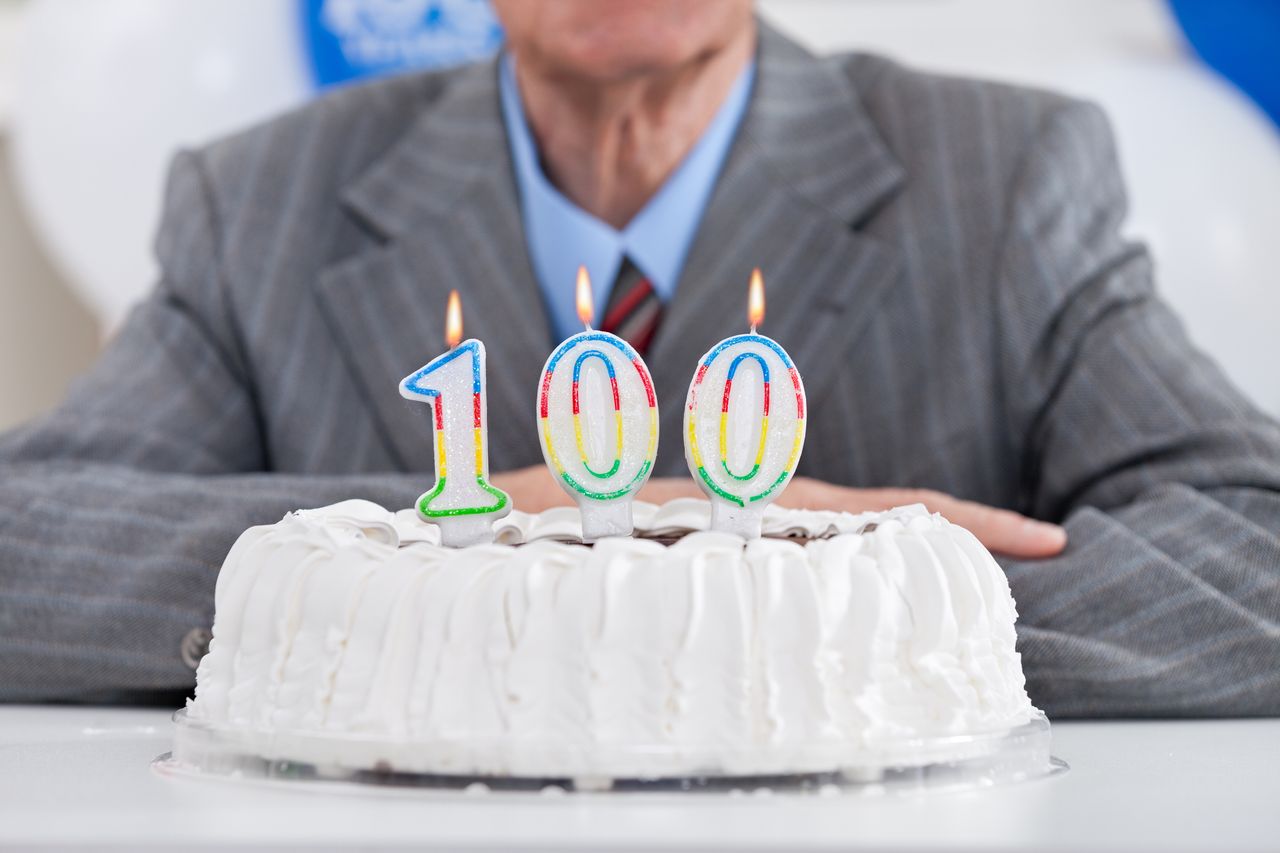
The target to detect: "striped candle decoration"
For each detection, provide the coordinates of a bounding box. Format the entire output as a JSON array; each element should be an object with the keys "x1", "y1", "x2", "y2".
[
  {"x1": 399, "y1": 291, "x2": 510, "y2": 547},
  {"x1": 683, "y1": 270, "x2": 806, "y2": 538},
  {"x1": 536, "y1": 268, "x2": 659, "y2": 540}
]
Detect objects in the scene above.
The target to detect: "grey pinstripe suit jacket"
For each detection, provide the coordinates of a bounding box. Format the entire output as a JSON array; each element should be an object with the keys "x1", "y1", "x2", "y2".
[{"x1": 3, "y1": 25, "x2": 1278, "y2": 713}]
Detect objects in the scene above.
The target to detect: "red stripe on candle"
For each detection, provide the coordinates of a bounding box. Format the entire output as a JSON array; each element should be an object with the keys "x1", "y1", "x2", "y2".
[
  {"x1": 763, "y1": 381, "x2": 771, "y2": 416},
  {"x1": 539, "y1": 370, "x2": 553, "y2": 418},
  {"x1": 791, "y1": 369, "x2": 804, "y2": 418},
  {"x1": 433, "y1": 397, "x2": 444, "y2": 431},
  {"x1": 721, "y1": 378, "x2": 733, "y2": 413},
  {"x1": 571, "y1": 379, "x2": 581, "y2": 416},
  {"x1": 472, "y1": 392, "x2": 482, "y2": 427},
  {"x1": 634, "y1": 361, "x2": 656, "y2": 407}
]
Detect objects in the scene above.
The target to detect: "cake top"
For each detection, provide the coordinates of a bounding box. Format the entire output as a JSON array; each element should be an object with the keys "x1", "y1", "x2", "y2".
[{"x1": 284, "y1": 498, "x2": 937, "y2": 551}]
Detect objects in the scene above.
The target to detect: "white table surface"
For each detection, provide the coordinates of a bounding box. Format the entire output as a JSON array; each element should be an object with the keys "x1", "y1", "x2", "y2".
[{"x1": 1, "y1": 706, "x2": 1277, "y2": 852}]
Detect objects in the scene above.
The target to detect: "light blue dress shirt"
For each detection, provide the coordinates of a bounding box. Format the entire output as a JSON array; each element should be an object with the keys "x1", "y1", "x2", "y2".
[{"x1": 499, "y1": 54, "x2": 756, "y2": 341}]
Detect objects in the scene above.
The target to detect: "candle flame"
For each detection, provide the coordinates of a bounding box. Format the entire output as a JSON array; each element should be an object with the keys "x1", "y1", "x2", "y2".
[
  {"x1": 445, "y1": 289, "x2": 463, "y2": 348},
  {"x1": 576, "y1": 265, "x2": 594, "y2": 329},
  {"x1": 748, "y1": 268, "x2": 765, "y2": 330}
]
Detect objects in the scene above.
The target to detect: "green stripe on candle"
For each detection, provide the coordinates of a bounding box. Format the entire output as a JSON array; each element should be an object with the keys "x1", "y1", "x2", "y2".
[
  {"x1": 559, "y1": 459, "x2": 653, "y2": 502},
  {"x1": 748, "y1": 469, "x2": 791, "y2": 503},
  {"x1": 417, "y1": 477, "x2": 510, "y2": 518},
  {"x1": 696, "y1": 465, "x2": 746, "y2": 507}
]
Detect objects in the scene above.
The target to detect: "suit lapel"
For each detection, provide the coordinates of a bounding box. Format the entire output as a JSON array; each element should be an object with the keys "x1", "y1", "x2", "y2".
[
  {"x1": 315, "y1": 60, "x2": 550, "y2": 472},
  {"x1": 648, "y1": 25, "x2": 906, "y2": 472}
]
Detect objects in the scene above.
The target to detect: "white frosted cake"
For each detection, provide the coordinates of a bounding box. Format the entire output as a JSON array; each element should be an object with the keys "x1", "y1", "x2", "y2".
[{"x1": 184, "y1": 498, "x2": 1039, "y2": 781}]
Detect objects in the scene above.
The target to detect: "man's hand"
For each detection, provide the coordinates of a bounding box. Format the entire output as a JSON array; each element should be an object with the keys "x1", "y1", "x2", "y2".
[
  {"x1": 492, "y1": 464, "x2": 575, "y2": 511},
  {"x1": 777, "y1": 477, "x2": 1066, "y2": 559},
  {"x1": 492, "y1": 467, "x2": 1066, "y2": 559}
]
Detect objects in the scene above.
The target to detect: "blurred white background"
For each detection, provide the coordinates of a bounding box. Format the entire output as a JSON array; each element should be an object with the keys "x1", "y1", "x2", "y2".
[{"x1": 0, "y1": 0, "x2": 1277, "y2": 431}]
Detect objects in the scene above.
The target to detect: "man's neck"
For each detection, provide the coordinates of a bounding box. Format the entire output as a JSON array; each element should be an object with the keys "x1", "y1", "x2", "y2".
[{"x1": 510, "y1": 22, "x2": 756, "y2": 230}]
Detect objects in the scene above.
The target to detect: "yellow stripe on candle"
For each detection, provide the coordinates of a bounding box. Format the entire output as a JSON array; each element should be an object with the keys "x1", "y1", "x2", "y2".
[
  {"x1": 435, "y1": 430, "x2": 448, "y2": 478},
  {"x1": 541, "y1": 417, "x2": 567, "y2": 475},
  {"x1": 717, "y1": 412, "x2": 769, "y2": 475},
  {"x1": 571, "y1": 406, "x2": 625, "y2": 478},
  {"x1": 784, "y1": 417, "x2": 805, "y2": 472},
  {"x1": 572, "y1": 413, "x2": 585, "y2": 460},
  {"x1": 473, "y1": 427, "x2": 484, "y2": 475},
  {"x1": 687, "y1": 409, "x2": 705, "y2": 469}
]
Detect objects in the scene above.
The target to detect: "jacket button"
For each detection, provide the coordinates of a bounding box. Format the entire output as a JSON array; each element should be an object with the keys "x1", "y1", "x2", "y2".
[{"x1": 181, "y1": 627, "x2": 212, "y2": 670}]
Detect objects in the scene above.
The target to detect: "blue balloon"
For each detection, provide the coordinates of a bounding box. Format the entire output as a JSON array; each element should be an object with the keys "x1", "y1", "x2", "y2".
[
  {"x1": 1168, "y1": 0, "x2": 1280, "y2": 129},
  {"x1": 300, "y1": 0, "x2": 503, "y2": 90}
]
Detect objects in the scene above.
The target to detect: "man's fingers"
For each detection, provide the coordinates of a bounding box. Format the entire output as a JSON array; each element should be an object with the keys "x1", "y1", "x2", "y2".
[
  {"x1": 493, "y1": 469, "x2": 704, "y2": 511},
  {"x1": 855, "y1": 488, "x2": 1067, "y2": 559},
  {"x1": 491, "y1": 465, "x2": 572, "y2": 511},
  {"x1": 782, "y1": 478, "x2": 1067, "y2": 559},
  {"x1": 637, "y1": 477, "x2": 704, "y2": 504},
  {"x1": 932, "y1": 496, "x2": 1067, "y2": 559}
]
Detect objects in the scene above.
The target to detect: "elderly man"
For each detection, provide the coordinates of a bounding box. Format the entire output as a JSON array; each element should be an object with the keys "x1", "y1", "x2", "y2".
[{"x1": 2, "y1": 1, "x2": 1278, "y2": 713}]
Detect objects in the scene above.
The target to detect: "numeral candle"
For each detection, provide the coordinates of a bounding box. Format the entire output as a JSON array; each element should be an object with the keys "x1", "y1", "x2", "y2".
[
  {"x1": 399, "y1": 290, "x2": 511, "y2": 547},
  {"x1": 537, "y1": 267, "x2": 659, "y2": 540},
  {"x1": 683, "y1": 269, "x2": 807, "y2": 538}
]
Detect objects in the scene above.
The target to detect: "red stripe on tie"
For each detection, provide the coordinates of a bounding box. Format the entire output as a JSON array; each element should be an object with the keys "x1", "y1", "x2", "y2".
[{"x1": 602, "y1": 278, "x2": 654, "y2": 332}]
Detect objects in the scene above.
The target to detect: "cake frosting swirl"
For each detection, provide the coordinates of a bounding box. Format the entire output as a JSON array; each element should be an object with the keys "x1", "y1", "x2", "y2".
[{"x1": 187, "y1": 499, "x2": 1038, "y2": 778}]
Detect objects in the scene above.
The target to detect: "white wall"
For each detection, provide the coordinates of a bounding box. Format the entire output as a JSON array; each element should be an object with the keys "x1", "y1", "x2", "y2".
[
  {"x1": 0, "y1": 136, "x2": 98, "y2": 431},
  {"x1": 0, "y1": 1, "x2": 97, "y2": 430}
]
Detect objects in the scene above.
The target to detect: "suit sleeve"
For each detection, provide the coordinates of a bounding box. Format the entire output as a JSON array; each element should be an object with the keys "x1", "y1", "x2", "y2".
[
  {"x1": 0, "y1": 151, "x2": 421, "y2": 702},
  {"x1": 994, "y1": 102, "x2": 1280, "y2": 716}
]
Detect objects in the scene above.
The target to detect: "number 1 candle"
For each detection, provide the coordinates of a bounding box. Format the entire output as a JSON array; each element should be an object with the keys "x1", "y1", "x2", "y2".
[
  {"x1": 684, "y1": 269, "x2": 807, "y2": 538},
  {"x1": 537, "y1": 267, "x2": 659, "y2": 540},
  {"x1": 399, "y1": 290, "x2": 511, "y2": 547}
]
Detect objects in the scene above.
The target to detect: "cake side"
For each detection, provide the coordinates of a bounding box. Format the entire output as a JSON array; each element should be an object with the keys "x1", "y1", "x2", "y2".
[{"x1": 188, "y1": 499, "x2": 1037, "y2": 776}]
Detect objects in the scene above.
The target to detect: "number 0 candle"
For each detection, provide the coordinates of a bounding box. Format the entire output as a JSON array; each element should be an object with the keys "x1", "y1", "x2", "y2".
[
  {"x1": 684, "y1": 269, "x2": 807, "y2": 538},
  {"x1": 537, "y1": 267, "x2": 659, "y2": 540},
  {"x1": 399, "y1": 290, "x2": 511, "y2": 547}
]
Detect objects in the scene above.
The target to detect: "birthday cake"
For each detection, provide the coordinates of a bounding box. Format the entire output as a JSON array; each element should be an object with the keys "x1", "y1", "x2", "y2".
[{"x1": 183, "y1": 497, "x2": 1040, "y2": 782}]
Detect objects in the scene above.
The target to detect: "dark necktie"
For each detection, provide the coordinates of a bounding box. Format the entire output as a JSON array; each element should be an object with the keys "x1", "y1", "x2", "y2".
[{"x1": 600, "y1": 258, "x2": 663, "y2": 357}]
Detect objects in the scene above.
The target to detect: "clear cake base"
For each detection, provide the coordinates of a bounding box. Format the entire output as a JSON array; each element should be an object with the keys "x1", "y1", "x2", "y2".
[{"x1": 157, "y1": 710, "x2": 1062, "y2": 795}]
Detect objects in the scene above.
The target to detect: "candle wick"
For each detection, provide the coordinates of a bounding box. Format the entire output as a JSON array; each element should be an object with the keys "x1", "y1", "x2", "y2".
[{"x1": 750, "y1": 323, "x2": 758, "y2": 334}]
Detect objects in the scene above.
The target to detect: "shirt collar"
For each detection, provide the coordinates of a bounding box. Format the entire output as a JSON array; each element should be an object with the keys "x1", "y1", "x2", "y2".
[{"x1": 500, "y1": 53, "x2": 755, "y2": 339}]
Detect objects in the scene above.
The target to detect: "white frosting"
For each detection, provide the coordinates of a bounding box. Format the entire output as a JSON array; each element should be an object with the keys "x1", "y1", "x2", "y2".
[{"x1": 188, "y1": 499, "x2": 1038, "y2": 777}]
